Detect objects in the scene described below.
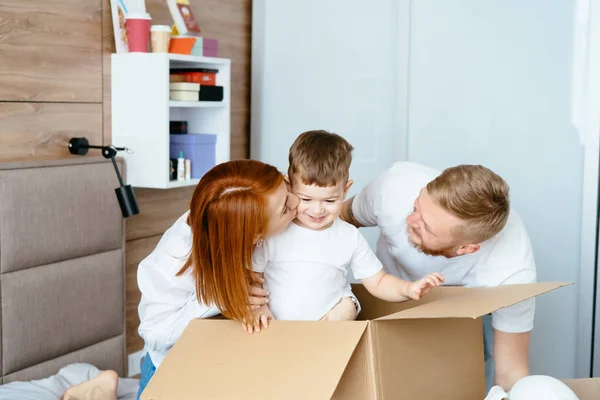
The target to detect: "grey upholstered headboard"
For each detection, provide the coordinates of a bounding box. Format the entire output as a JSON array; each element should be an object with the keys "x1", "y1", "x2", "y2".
[{"x1": 0, "y1": 157, "x2": 126, "y2": 384}]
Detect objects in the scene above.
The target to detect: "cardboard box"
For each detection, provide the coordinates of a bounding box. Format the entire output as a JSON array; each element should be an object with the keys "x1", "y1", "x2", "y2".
[
  {"x1": 141, "y1": 282, "x2": 570, "y2": 400},
  {"x1": 563, "y1": 378, "x2": 600, "y2": 400}
]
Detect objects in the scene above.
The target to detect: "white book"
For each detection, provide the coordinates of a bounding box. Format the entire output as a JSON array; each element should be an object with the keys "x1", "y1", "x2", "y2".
[
  {"x1": 169, "y1": 82, "x2": 200, "y2": 91},
  {"x1": 170, "y1": 90, "x2": 198, "y2": 101}
]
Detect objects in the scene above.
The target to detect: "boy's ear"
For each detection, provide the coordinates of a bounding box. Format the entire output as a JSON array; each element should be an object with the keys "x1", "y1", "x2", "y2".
[
  {"x1": 343, "y1": 179, "x2": 354, "y2": 196},
  {"x1": 284, "y1": 175, "x2": 291, "y2": 190}
]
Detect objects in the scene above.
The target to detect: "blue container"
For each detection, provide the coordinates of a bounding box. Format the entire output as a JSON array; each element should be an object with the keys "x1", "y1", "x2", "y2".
[{"x1": 169, "y1": 134, "x2": 217, "y2": 179}]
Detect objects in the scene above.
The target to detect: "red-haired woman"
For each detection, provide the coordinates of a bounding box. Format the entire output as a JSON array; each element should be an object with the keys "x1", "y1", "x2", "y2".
[{"x1": 135, "y1": 160, "x2": 299, "y2": 398}]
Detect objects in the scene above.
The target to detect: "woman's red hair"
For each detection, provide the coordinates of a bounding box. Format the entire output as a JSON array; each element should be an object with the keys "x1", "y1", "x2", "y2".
[{"x1": 177, "y1": 160, "x2": 284, "y2": 322}]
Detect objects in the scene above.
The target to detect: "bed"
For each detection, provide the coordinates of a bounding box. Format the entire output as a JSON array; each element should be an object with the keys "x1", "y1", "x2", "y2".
[{"x1": 0, "y1": 157, "x2": 129, "y2": 386}]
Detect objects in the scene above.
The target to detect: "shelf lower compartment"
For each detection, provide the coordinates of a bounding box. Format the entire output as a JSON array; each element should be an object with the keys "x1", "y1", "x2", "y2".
[
  {"x1": 169, "y1": 101, "x2": 228, "y2": 108},
  {"x1": 166, "y1": 178, "x2": 201, "y2": 189}
]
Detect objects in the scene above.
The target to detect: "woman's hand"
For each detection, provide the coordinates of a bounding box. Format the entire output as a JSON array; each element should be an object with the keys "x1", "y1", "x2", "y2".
[
  {"x1": 241, "y1": 304, "x2": 274, "y2": 334},
  {"x1": 248, "y1": 272, "x2": 269, "y2": 310},
  {"x1": 320, "y1": 296, "x2": 357, "y2": 321}
]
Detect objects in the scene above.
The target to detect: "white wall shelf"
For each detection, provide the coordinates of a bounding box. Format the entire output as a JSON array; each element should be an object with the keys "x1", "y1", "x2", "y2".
[
  {"x1": 166, "y1": 178, "x2": 201, "y2": 189},
  {"x1": 169, "y1": 101, "x2": 228, "y2": 108},
  {"x1": 111, "y1": 53, "x2": 231, "y2": 189}
]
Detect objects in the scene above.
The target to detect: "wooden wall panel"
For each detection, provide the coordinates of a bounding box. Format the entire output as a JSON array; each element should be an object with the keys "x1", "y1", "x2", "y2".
[
  {"x1": 0, "y1": 0, "x2": 252, "y2": 360},
  {"x1": 126, "y1": 235, "x2": 162, "y2": 354},
  {"x1": 102, "y1": 0, "x2": 115, "y2": 144},
  {"x1": 127, "y1": 187, "x2": 195, "y2": 241},
  {"x1": 0, "y1": 103, "x2": 102, "y2": 162},
  {"x1": 0, "y1": 0, "x2": 102, "y2": 102}
]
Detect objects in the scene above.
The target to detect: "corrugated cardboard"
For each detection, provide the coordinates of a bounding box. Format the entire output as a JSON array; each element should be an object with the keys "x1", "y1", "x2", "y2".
[
  {"x1": 141, "y1": 282, "x2": 570, "y2": 400},
  {"x1": 563, "y1": 378, "x2": 600, "y2": 400}
]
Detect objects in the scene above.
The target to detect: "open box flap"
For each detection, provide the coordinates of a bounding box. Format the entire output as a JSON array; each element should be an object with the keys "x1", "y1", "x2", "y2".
[
  {"x1": 563, "y1": 378, "x2": 600, "y2": 400},
  {"x1": 141, "y1": 319, "x2": 368, "y2": 400},
  {"x1": 376, "y1": 282, "x2": 571, "y2": 321}
]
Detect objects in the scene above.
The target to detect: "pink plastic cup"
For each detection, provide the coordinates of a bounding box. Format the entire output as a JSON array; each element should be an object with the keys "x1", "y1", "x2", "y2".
[{"x1": 126, "y1": 13, "x2": 152, "y2": 53}]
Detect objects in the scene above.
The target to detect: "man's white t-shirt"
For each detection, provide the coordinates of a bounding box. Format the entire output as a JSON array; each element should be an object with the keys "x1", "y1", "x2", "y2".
[
  {"x1": 253, "y1": 219, "x2": 383, "y2": 320},
  {"x1": 352, "y1": 162, "x2": 537, "y2": 333}
]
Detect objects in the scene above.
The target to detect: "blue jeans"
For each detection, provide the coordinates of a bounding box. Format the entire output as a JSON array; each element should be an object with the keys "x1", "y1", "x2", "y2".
[
  {"x1": 137, "y1": 353, "x2": 156, "y2": 400},
  {"x1": 483, "y1": 314, "x2": 495, "y2": 393}
]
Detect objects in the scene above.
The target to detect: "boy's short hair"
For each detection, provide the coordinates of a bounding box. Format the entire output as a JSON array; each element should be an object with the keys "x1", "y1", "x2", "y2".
[{"x1": 288, "y1": 130, "x2": 354, "y2": 187}]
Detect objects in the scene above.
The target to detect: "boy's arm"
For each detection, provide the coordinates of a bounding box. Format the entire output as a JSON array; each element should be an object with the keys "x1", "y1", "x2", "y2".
[
  {"x1": 349, "y1": 228, "x2": 444, "y2": 302},
  {"x1": 361, "y1": 270, "x2": 444, "y2": 302}
]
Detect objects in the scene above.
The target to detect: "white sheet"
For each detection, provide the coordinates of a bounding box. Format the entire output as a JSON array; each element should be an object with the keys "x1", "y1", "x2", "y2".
[{"x1": 0, "y1": 363, "x2": 139, "y2": 400}]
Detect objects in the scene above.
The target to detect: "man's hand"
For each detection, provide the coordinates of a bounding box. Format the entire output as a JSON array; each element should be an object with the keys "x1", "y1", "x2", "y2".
[
  {"x1": 494, "y1": 330, "x2": 530, "y2": 391},
  {"x1": 248, "y1": 272, "x2": 269, "y2": 310},
  {"x1": 406, "y1": 273, "x2": 444, "y2": 300},
  {"x1": 320, "y1": 297, "x2": 357, "y2": 321},
  {"x1": 340, "y1": 197, "x2": 364, "y2": 228},
  {"x1": 241, "y1": 304, "x2": 274, "y2": 334}
]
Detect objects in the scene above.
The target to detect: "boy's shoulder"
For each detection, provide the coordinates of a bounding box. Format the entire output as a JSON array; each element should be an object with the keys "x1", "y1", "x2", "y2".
[{"x1": 331, "y1": 218, "x2": 361, "y2": 237}]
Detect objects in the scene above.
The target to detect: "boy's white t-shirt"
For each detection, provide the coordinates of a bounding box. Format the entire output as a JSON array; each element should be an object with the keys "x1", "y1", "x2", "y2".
[
  {"x1": 253, "y1": 219, "x2": 383, "y2": 320},
  {"x1": 352, "y1": 162, "x2": 537, "y2": 333}
]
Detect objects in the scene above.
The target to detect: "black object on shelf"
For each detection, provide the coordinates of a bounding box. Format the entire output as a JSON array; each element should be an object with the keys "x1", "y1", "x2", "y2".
[
  {"x1": 199, "y1": 85, "x2": 224, "y2": 101},
  {"x1": 68, "y1": 137, "x2": 140, "y2": 218},
  {"x1": 170, "y1": 68, "x2": 219, "y2": 74},
  {"x1": 170, "y1": 121, "x2": 188, "y2": 134}
]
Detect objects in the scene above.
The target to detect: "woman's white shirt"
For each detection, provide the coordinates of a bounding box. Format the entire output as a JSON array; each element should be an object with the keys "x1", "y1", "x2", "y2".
[{"x1": 137, "y1": 211, "x2": 220, "y2": 367}]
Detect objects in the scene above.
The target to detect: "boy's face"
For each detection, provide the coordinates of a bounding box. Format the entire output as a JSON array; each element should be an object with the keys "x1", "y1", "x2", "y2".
[{"x1": 290, "y1": 177, "x2": 353, "y2": 230}]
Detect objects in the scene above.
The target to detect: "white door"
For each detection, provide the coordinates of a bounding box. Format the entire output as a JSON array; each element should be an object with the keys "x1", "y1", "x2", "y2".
[{"x1": 251, "y1": 0, "x2": 409, "y2": 250}]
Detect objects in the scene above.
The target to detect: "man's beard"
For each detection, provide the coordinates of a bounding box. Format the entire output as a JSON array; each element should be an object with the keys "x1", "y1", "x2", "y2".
[{"x1": 407, "y1": 228, "x2": 454, "y2": 257}]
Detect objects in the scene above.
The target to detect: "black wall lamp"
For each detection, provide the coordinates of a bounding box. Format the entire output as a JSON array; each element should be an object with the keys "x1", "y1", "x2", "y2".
[{"x1": 68, "y1": 137, "x2": 140, "y2": 218}]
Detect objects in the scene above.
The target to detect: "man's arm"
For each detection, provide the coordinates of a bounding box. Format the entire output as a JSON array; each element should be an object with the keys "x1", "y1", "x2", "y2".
[
  {"x1": 341, "y1": 196, "x2": 365, "y2": 228},
  {"x1": 494, "y1": 329, "x2": 530, "y2": 391}
]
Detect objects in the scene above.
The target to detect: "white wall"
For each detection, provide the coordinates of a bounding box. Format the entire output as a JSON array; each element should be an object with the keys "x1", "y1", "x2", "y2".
[
  {"x1": 252, "y1": 0, "x2": 587, "y2": 379},
  {"x1": 251, "y1": 0, "x2": 409, "y2": 248},
  {"x1": 406, "y1": 1, "x2": 583, "y2": 378}
]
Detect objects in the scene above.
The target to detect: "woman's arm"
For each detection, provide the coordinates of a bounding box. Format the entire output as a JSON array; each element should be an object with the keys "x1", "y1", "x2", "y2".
[
  {"x1": 320, "y1": 282, "x2": 360, "y2": 321},
  {"x1": 138, "y1": 255, "x2": 221, "y2": 354},
  {"x1": 137, "y1": 215, "x2": 222, "y2": 354}
]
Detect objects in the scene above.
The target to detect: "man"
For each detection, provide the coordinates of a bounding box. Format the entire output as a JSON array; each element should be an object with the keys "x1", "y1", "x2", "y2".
[{"x1": 341, "y1": 162, "x2": 536, "y2": 392}]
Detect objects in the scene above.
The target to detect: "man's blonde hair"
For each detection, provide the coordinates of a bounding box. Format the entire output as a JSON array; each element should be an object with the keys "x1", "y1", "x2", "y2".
[
  {"x1": 426, "y1": 165, "x2": 510, "y2": 243},
  {"x1": 288, "y1": 130, "x2": 353, "y2": 186}
]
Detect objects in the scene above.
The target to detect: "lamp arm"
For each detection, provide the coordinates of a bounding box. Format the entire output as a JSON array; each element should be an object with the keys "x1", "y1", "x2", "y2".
[
  {"x1": 68, "y1": 137, "x2": 139, "y2": 218},
  {"x1": 110, "y1": 156, "x2": 125, "y2": 187}
]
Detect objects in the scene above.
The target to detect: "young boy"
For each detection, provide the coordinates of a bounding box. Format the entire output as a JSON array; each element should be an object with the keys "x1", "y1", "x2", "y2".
[{"x1": 252, "y1": 130, "x2": 444, "y2": 321}]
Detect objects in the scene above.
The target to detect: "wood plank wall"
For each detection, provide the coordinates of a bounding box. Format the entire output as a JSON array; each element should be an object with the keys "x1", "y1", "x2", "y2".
[
  {"x1": 0, "y1": 0, "x2": 251, "y2": 357},
  {"x1": 0, "y1": 0, "x2": 103, "y2": 161}
]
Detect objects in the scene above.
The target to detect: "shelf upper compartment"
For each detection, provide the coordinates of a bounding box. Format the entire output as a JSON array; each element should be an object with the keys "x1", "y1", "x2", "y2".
[
  {"x1": 112, "y1": 53, "x2": 231, "y2": 72},
  {"x1": 168, "y1": 53, "x2": 231, "y2": 67}
]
